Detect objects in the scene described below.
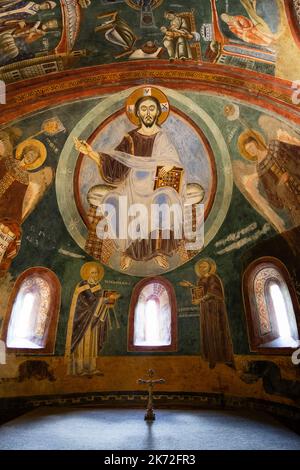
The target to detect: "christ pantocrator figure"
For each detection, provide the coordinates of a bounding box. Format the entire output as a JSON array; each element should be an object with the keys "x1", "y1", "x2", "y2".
[{"x1": 74, "y1": 87, "x2": 203, "y2": 271}]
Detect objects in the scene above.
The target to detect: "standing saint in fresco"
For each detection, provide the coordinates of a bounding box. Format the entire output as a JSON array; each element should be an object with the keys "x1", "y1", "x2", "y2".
[
  {"x1": 180, "y1": 259, "x2": 234, "y2": 369},
  {"x1": 65, "y1": 262, "x2": 120, "y2": 376},
  {"x1": 74, "y1": 87, "x2": 203, "y2": 271}
]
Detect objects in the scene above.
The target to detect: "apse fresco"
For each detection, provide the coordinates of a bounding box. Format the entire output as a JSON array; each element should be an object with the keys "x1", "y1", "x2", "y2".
[
  {"x1": 0, "y1": 89, "x2": 299, "y2": 336},
  {"x1": 0, "y1": 0, "x2": 63, "y2": 67},
  {"x1": 1, "y1": 0, "x2": 300, "y2": 81},
  {"x1": 0, "y1": 0, "x2": 300, "y2": 416}
]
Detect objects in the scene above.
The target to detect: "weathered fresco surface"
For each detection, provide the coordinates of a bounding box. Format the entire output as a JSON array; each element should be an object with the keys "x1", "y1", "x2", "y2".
[
  {"x1": 0, "y1": 0, "x2": 299, "y2": 415},
  {"x1": 1, "y1": 1, "x2": 300, "y2": 82}
]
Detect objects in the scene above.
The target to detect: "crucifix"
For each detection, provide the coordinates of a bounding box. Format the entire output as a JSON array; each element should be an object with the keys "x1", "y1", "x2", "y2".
[{"x1": 138, "y1": 369, "x2": 166, "y2": 421}]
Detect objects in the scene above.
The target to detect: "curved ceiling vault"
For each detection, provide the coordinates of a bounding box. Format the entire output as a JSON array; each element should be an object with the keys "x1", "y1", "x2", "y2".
[{"x1": 0, "y1": 0, "x2": 300, "y2": 124}]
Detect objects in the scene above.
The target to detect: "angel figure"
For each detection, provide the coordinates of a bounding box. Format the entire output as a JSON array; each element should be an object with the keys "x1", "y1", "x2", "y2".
[
  {"x1": 0, "y1": 129, "x2": 53, "y2": 275},
  {"x1": 233, "y1": 115, "x2": 300, "y2": 234}
]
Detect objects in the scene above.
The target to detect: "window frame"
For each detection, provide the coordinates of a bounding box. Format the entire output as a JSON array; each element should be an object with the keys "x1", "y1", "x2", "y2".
[
  {"x1": 243, "y1": 257, "x2": 300, "y2": 355},
  {"x1": 128, "y1": 277, "x2": 178, "y2": 352},
  {"x1": 1, "y1": 267, "x2": 61, "y2": 355}
]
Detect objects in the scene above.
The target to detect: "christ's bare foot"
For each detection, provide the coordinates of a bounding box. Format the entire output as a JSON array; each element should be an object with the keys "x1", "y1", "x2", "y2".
[
  {"x1": 154, "y1": 255, "x2": 169, "y2": 269},
  {"x1": 120, "y1": 255, "x2": 132, "y2": 271}
]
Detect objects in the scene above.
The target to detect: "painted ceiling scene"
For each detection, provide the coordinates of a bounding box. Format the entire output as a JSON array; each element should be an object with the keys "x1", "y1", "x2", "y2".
[
  {"x1": 0, "y1": 0, "x2": 300, "y2": 449},
  {"x1": 0, "y1": 0, "x2": 300, "y2": 81}
]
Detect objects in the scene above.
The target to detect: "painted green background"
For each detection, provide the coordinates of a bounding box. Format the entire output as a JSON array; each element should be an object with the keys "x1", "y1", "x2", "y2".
[{"x1": 7, "y1": 88, "x2": 300, "y2": 357}]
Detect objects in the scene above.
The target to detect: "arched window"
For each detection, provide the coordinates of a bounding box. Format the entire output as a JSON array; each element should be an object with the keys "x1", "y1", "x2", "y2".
[
  {"x1": 128, "y1": 277, "x2": 177, "y2": 352},
  {"x1": 1, "y1": 268, "x2": 61, "y2": 354},
  {"x1": 243, "y1": 257, "x2": 300, "y2": 353}
]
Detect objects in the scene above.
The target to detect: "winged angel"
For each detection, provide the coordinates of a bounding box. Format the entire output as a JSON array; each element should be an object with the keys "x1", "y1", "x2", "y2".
[
  {"x1": 0, "y1": 128, "x2": 53, "y2": 275},
  {"x1": 233, "y1": 114, "x2": 300, "y2": 234}
]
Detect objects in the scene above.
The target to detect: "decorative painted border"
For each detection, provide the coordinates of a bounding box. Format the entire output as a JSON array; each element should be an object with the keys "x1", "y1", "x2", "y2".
[
  {"x1": 0, "y1": 391, "x2": 299, "y2": 421},
  {"x1": 1, "y1": 63, "x2": 300, "y2": 127}
]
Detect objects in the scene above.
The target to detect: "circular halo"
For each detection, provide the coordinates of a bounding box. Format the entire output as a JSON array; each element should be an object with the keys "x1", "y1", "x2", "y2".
[
  {"x1": 237, "y1": 129, "x2": 267, "y2": 162},
  {"x1": 126, "y1": 86, "x2": 170, "y2": 126},
  {"x1": 195, "y1": 258, "x2": 217, "y2": 277},
  {"x1": 80, "y1": 262, "x2": 104, "y2": 282},
  {"x1": 125, "y1": 0, "x2": 163, "y2": 11},
  {"x1": 15, "y1": 139, "x2": 47, "y2": 171}
]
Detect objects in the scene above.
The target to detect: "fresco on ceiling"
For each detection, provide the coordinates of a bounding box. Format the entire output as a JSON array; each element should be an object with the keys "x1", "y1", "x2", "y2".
[
  {"x1": 206, "y1": 0, "x2": 300, "y2": 79},
  {"x1": 0, "y1": 0, "x2": 63, "y2": 66},
  {"x1": 93, "y1": 5, "x2": 201, "y2": 61},
  {"x1": 1, "y1": 0, "x2": 299, "y2": 82},
  {"x1": 179, "y1": 258, "x2": 234, "y2": 369},
  {"x1": 56, "y1": 85, "x2": 235, "y2": 277},
  {"x1": 219, "y1": 0, "x2": 282, "y2": 45},
  {"x1": 65, "y1": 261, "x2": 120, "y2": 376}
]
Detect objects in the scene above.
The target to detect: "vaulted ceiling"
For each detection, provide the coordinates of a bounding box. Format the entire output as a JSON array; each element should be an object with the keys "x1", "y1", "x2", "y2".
[{"x1": 1, "y1": 0, "x2": 300, "y2": 126}]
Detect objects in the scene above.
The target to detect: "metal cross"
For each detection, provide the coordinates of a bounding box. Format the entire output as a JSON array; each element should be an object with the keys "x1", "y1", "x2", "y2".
[{"x1": 138, "y1": 369, "x2": 166, "y2": 421}]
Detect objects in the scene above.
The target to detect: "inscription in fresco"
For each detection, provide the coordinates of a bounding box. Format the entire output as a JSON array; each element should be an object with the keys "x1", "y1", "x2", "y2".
[{"x1": 216, "y1": 224, "x2": 271, "y2": 255}]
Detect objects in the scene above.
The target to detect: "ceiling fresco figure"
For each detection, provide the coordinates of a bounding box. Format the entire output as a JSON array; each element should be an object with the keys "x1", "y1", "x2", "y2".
[
  {"x1": 206, "y1": 0, "x2": 300, "y2": 78},
  {"x1": 240, "y1": 0, "x2": 279, "y2": 35},
  {"x1": 0, "y1": 19, "x2": 59, "y2": 64},
  {"x1": 160, "y1": 9, "x2": 201, "y2": 61},
  {"x1": 161, "y1": 10, "x2": 194, "y2": 61},
  {"x1": 0, "y1": 18, "x2": 59, "y2": 41},
  {"x1": 56, "y1": 87, "x2": 229, "y2": 279},
  {"x1": 0, "y1": 0, "x2": 57, "y2": 23},
  {"x1": 220, "y1": 4, "x2": 282, "y2": 48},
  {"x1": 220, "y1": 13, "x2": 274, "y2": 47}
]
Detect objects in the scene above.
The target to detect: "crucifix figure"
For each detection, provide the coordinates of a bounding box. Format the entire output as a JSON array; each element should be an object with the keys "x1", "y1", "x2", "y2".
[{"x1": 138, "y1": 368, "x2": 166, "y2": 421}]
